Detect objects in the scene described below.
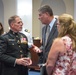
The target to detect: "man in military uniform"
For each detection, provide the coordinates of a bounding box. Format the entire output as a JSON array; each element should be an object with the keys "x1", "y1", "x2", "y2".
[{"x1": 0, "y1": 15, "x2": 32, "y2": 75}]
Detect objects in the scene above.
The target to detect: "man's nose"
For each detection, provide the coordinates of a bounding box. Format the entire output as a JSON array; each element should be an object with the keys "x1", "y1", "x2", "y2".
[
  {"x1": 21, "y1": 22, "x2": 23, "y2": 26},
  {"x1": 38, "y1": 16, "x2": 41, "y2": 20}
]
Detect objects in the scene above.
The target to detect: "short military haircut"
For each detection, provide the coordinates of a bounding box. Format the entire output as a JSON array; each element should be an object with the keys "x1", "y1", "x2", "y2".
[
  {"x1": 8, "y1": 15, "x2": 19, "y2": 26},
  {"x1": 38, "y1": 5, "x2": 53, "y2": 16}
]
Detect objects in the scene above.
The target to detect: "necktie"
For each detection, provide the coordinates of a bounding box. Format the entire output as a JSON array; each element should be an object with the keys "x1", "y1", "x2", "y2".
[{"x1": 45, "y1": 25, "x2": 50, "y2": 45}]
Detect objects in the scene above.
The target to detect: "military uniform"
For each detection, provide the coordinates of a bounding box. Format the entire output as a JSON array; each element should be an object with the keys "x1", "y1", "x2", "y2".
[
  {"x1": 0, "y1": 59, "x2": 2, "y2": 75},
  {"x1": 0, "y1": 30, "x2": 30, "y2": 75}
]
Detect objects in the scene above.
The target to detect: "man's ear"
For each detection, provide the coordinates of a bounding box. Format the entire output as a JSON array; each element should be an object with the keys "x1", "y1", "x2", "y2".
[{"x1": 10, "y1": 22, "x2": 14, "y2": 28}]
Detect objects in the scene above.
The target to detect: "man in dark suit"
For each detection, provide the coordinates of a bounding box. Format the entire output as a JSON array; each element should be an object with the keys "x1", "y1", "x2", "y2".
[
  {"x1": 38, "y1": 5, "x2": 58, "y2": 75},
  {"x1": 0, "y1": 15, "x2": 32, "y2": 75}
]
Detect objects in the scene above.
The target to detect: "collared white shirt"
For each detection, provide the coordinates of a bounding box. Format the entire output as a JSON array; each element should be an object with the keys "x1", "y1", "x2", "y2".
[{"x1": 49, "y1": 18, "x2": 56, "y2": 31}]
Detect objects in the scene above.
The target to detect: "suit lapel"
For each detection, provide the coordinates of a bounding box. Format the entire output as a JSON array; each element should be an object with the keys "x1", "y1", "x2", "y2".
[
  {"x1": 45, "y1": 22, "x2": 57, "y2": 47},
  {"x1": 42, "y1": 26, "x2": 47, "y2": 46}
]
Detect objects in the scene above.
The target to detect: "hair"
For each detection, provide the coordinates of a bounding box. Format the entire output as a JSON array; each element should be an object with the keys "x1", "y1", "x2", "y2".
[
  {"x1": 8, "y1": 15, "x2": 20, "y2": 26},
  {"x1": 58, "y1": 14, "x2": 76, "y2": 51},
  {"x1": 38, "y1": 5, "x2": 53, "y2": 16},
  {"x1": 0, "y1": 22, "x2": 4, "y2": 35}
]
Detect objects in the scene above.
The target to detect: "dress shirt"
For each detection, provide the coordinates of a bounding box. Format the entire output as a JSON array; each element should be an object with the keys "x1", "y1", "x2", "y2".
[{"x1": 49, "y1": 18, "x2": 56, "y2": 31}]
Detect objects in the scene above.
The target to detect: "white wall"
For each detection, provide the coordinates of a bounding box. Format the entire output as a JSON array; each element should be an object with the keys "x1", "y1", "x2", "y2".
[
  {"x1": 32, "y1": 0, "x2": 42, "y2": 38},
  {"x1": 2, "y1": 0, "x2": 17, "y2": 32},
  {"x1": 17, "y1": 0, "x2": 32, "y2": 36},
  {"x1": 74, "y1": 0, "x2": 76, "y2": 21},
  {"x1": 0, "y1": 0, "x2": 4, "y2": 25}
]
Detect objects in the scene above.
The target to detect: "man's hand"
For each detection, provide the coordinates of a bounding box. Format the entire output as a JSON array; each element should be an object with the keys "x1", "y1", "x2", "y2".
[
  {"x1": 31, "y1": 44, "x2": 42, "y2": 53},
  {"x1": 16, "y1": 57, "x2": 32, "y2": 66}
]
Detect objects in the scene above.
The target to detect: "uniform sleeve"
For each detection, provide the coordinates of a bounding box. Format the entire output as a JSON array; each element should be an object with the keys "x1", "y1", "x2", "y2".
[{"x1": 0, "y1": 36, "x2": 16, "y2": 67}]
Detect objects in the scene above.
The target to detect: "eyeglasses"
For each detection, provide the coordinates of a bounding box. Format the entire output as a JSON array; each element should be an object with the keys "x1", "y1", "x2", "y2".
[{"x1": 56, "y1": 23, "x2": 60, "y2": 26}]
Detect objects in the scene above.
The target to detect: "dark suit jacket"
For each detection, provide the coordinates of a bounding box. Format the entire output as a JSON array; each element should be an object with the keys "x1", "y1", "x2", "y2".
[
  {"x1": 0, "y1": 62, "x2": 2, "y2": 75},
  {"x1": 0, "y1": 30, "x2": 30, "y2": 75},
  {"x1": 39, "y1": 20, "x2": 58, "y2": 63}
]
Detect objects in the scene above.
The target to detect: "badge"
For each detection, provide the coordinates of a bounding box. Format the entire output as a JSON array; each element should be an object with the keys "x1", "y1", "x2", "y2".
[{"x1": 21, "y1": 38, "x2": 27, "y2": 44}]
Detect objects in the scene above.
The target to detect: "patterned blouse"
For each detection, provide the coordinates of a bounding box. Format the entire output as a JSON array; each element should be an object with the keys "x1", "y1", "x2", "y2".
[{"x1": 53, "y1": 36, "x2": 76, "y2": 75}]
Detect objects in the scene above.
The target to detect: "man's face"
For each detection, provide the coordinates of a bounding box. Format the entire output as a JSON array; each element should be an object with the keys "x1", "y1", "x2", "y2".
[
  {"x1": 11, "y1": 17, "x2": 23, "y2": 32},
  {"x1": 38, "y1": 12, "x2": 49, "y2": 24}
]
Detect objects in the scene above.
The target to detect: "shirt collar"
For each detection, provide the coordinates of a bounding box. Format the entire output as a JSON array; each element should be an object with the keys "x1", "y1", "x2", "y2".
[{"x1": 49, "y1": 18, "x2": 56, "y2": 31}]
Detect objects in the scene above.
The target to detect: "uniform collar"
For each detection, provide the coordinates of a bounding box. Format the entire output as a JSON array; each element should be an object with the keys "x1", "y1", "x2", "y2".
[{"x1": 9, "y1": 30, "x2": 19, "y2": 35}]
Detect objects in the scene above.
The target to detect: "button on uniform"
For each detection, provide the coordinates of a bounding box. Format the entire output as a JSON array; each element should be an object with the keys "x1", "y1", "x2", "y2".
[
  {"x1": 19, "y1": 46, "x2": 21, "y2": 47},
  {"x1": 20, "y1": 54, "x2": 23, "y2": 58},
  {"x1": 20, "y1": 50, "x2": 23, "y2": 58},
  {"x1": 20, "y1": 50, "x2": 22, "y2": 53}
]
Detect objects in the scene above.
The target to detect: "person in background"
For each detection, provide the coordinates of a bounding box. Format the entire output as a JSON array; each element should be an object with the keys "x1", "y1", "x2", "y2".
[
  {"x1": 0, "y1": 15, "x2": 32, "y2": 75},
  {"x1": 20, "y1": 28, "x2": 33, "y2": 48},
  {"x1": 0, "y1": 22, "x2": 4, "y2": 75},
  {"x1": 46, "y1": 14, "x2": 76, "y2": 75},
  {"x1": 0, "y1": 22, "x2": 4, "y2": 35},
  {"x1": 36, "y1": 5, "x2": 58, "y2": 75}
]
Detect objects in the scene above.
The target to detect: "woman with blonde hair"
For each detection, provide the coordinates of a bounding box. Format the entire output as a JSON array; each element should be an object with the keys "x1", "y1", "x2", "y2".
[{"x1": 46, "y1": 14, "x2": 76, "y2": 75}]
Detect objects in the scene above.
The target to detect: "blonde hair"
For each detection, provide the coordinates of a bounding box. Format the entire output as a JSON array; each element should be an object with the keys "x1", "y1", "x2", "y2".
[{"x1": 58, "y1": 14, "x2": 76, "y2": 51}]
